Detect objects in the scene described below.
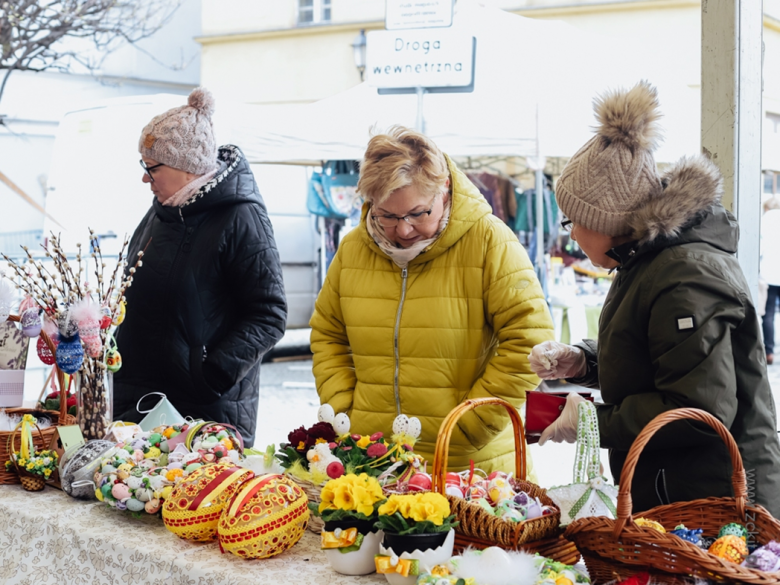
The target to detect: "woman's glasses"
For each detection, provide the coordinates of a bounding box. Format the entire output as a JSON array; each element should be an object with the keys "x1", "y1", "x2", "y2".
[
  {"x1": 139, "y1": 159, "x2": 165, "y2": 182},
  {"x1": 560, "y1": 218, "x2": 573, "y2": 232},
  {"x1": 371, "y1": 193, "x2": 439, "y2": 228}
]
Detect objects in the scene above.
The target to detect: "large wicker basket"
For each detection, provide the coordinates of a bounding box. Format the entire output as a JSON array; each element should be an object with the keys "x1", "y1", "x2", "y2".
[
  {"x1": 289, "y1": 476, "x2": 325, "y2": 534},
  {"x1": 433, "y1": 397, "x2": 579, "y2": 566},
  {"x1": 564, "y1": 408, "x2": 780, "y2": 584},
  {"x1": 0, "y1": 315, "x2": 76, "y2": 485}
]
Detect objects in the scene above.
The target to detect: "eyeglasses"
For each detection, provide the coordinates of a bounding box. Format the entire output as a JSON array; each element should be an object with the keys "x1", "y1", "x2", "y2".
[
  {"x1": 371, "y1": 193, "x2": 440, "y2": 228},
  {"x1": 139, "y1": 159, "x2": 165, "y2": 182},
  {"x1": 560, "y1": 218, "x2": 573, "y2": 233}
]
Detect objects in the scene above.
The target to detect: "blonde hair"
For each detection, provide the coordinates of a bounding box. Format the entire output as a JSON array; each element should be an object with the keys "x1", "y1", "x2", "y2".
[{"x1": 357, "y1": 125, "x2": 449, "y2": 205}]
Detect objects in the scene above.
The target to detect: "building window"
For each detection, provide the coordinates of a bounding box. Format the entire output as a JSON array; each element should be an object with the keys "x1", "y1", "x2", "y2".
[
  {"x1": 298, "y1": 0, "x2": 331, "y2": 25},
  {"x1": 766, "y1": 172, "x2": 778, "y2": 195}
]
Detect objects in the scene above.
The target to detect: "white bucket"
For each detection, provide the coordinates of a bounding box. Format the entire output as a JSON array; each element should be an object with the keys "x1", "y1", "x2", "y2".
[{"x1": 0, "y1": 370, "x2": 24, "y2": 408}]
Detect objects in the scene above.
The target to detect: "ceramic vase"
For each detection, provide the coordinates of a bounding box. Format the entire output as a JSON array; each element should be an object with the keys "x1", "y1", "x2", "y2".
[
  {"x1": 378, "y1": 529, "x2": 455, "y2": 585},
  {"x1": 323, "y1": 519, "x2": 384, "y2": 575}
]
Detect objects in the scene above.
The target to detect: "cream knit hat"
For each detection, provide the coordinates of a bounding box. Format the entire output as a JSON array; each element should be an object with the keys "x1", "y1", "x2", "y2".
[
  {"x1": 555, "y1": 81, "x2": 664, "y2": 237},
  {"x1": 138, "y1": 87, "x2": 218, "y2": 175}
]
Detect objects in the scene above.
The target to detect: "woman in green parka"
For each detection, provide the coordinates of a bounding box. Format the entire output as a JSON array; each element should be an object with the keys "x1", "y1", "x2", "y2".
[
  {"x1": 531, "y1": 81, "x2": 780, "y2": 518},
  {"x1": 311, "y1": 126, "x2": 555, "y2": 475}
]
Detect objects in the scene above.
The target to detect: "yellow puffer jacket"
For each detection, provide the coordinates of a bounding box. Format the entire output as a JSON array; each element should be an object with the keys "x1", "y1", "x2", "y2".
[{"x1": 310, "y1": 157, "x2": 554, "y2": 476}]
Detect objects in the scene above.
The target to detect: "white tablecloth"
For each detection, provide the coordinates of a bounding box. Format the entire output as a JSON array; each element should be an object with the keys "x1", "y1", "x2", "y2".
[{"x1": 0, "y1": 484, "x2": 385, "y2": 585}]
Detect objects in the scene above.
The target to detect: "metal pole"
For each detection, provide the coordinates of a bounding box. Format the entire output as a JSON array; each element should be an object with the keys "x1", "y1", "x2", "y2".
[
  {"x1": 701, "y1": 0, "x2": 763, "y2": 303},
  {"x1": 534, "y1": 106, "x2": 547, "y2": 296},
  {"x1": 415, "y1": 86, "x2": 426, "y2": 133}
]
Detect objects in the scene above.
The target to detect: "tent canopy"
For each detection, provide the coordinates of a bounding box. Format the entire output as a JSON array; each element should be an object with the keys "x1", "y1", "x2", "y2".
[{"x1": 223, "y1": 3, "x2": 696, "y2": 165}]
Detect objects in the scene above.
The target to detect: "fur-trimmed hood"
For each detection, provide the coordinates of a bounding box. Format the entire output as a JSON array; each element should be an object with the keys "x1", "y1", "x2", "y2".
[{"x1": 626, "y1": 154, "x2": 734, "y2": 251}]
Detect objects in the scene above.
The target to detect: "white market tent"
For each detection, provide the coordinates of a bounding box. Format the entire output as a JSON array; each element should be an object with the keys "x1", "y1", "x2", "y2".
[{"x1": 225, "y1": 3, "x2": 698, "y2": 166}]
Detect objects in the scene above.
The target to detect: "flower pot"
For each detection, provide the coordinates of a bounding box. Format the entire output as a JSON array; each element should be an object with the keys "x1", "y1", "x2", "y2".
[
  {"x1": 322, "y1": 520, "x2": 384, "y2": 576},
  {"x1": 382, "y1": 530, "x2": 449, "y2": 555},
  {"x1": 378, "y1": 529, "x2": 455, "y2": 585}
]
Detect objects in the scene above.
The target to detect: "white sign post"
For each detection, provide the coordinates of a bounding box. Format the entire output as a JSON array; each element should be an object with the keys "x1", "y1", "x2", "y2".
[
  {"x1": 386, "y1": 0, "x2": 454, "y2": 30},
  {"x1": 365, "y1": 29, "x2": 475, "y2": 90}
]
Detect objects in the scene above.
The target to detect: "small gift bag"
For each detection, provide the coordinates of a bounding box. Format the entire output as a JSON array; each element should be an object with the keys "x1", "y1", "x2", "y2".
[
  {"x1": 546, "y1": 401, "x2": 617, "y2": 526},
  {"x1": 137, "y1": 392, "x2": 185, "y2": 431}
]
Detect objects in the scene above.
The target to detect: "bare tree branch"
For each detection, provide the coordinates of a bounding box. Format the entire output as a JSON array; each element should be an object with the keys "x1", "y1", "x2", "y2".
[{"x1": 0, "y1": 0, "x2": 184, "y2": 103}]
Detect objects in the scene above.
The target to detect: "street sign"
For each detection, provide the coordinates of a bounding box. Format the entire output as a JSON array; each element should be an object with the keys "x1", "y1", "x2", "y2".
[
  {"x1": 366, "y1": 29, "x2": 474, "y2": 90},
  {"x1": 385, "y1": 0, "x2": 454, "y2": 30}
]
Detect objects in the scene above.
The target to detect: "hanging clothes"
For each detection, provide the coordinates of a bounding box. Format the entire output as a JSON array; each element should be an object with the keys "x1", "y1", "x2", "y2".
[
  {"x1": 466, "y1": 172, "x2": 516, "y2": 226},
  {"x1": 514, "y1": 187, "x2": 559, "y2": 259}
]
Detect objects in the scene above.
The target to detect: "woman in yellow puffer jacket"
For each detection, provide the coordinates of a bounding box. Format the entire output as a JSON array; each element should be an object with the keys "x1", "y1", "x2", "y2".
[{"x1": 310, "y1": 126, "x2": 554, "y2": 475}]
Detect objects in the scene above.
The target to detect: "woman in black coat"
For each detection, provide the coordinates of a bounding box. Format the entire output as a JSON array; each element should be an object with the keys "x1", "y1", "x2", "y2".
[{"x1": 113, "y1": 88, "x2": 287, "y2": 445}]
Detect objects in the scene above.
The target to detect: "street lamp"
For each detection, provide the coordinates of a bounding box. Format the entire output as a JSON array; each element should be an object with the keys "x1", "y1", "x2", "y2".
[{"x1": 352, "y1": 29, "x2": 367, "y2": 81}]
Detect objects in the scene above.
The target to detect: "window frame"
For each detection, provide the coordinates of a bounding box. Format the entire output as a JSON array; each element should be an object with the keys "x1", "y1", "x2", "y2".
[{"x1": 298, "y1": 0, "x2": 331, "y2": 25}]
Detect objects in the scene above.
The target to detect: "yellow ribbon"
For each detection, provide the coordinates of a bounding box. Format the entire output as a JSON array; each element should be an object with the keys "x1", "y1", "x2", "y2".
[
  {"x1": 320, "y1": 527, "x2": 358, "y2": 549},
  {"x1": 18, "y1": 414, "x2": 36, "y2": 461}
]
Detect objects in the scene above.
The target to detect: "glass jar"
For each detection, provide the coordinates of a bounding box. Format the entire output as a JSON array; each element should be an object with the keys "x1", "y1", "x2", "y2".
[{"x1": 75, "y1": 363, "x2": 113, "y2": 440}]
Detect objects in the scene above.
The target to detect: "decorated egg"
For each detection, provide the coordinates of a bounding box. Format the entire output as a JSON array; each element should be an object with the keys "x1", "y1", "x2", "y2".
[
  {"x1": 708, "y1": 534, "x2": 749, "y2": 564},
  {"x1": 333, "y1": 413, "x2": 350, "y2": 435},
  {"x1": 126, "y1": 476, "x2": 143, "y2": 490},
  {"x1": 479, "y1": 547, "x2": 513, "y2": 572},
  {"x1": 487, "y1": 477, "x2": 514, "y2": 504},
  {"x1": 635, "y1": 518, "x2": 666, "y2": 533},
  {"x1": 113, "y1": 301, "x2": 126, "y2": 326},
  {"x1": 20, "y1": 308, "x2": 41, "y2": 337},
  {"x1": 392, "y1": 414, "x2": 409, "y2": 435},
  {"x1": 99, "y1": 306, "x2": 112, "y2": 329},
  {"x1": 84, "y1": 338, "x2": 102, "y2": 359},
  {"x1": 162, "y1": 463, "x2": 254, "y2": 541},
  {"x1": 37, "y1": 333, "x2": 59, "y2": 365},
  {"x1": 445, "y1": 472, "x2": 462, "y2": 486},
  {"x1": 718, "y1": 523, "x2": 748, "y2": 542},
  {"x1": 57, "y1": 313, "x2": 79, "y2": 338},
  {"x1": 106, "y1": 348, "x2": 122, "y2": 372},
  {"x1": 465, "y1": 484, "x2": 488, "y2": 501},
  {"x1": 317, "y1": 404, "x2": 335, "y2": 424},
  {"x1": 56, "y1": 334, "x2": 84, "y2": 374},
  {"x1": 445, "y1": 484, "x2": 464, "y2": 498},
  {"x1": 525, "y1": 497, "x2": 543, "y2": 520},
  {"x1": 126, "y1": 498, "x2": 145, "y2": 513},
  {"x1": 406, "y1": 417, "x2": 422, "y2": 439},
  {"x1": 217, "y1": 474, "x2": 309, "y2": 559},
  {"x1": 112, "y1": 483, "x2": 131, "y2": 500},
  {"x1": 407, "y1": 472, "x2": 432, "y2": 492},
  {"x1": 145, "y1": 499, "x2": 161, "y2": 514}
]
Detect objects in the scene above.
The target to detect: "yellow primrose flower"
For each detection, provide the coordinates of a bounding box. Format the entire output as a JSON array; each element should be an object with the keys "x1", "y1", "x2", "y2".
[
  {"x1": 356, "y1": 435, "x2": 372, "y2": 449},
  {"x1": 378, "y1": 494, "x2": 415, "y2": 518},
  {"x1": 333, "y1": 483, "x2": 356, "y2": 511},
  {"x1": 319, "y1": 484, "x2": 337, "y2": 513}
]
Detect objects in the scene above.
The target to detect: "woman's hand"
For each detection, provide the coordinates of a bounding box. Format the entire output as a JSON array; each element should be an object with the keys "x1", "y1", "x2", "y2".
[
  {"x1": 538, "y1": 392, "x2": 585, "y2": 445},
  {"x1": 529, "y1": 341, "x2": 587, "y2": 380}
]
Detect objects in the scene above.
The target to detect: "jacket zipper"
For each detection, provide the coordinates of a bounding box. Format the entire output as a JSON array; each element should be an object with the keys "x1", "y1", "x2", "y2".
[{"x1": 393, "y1": 267, "x2": 408, "y2": 416}]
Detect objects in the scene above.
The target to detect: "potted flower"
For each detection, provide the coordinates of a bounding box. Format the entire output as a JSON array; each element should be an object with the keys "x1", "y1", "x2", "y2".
[
  {"x1": 6, "y1": 449, "x2": 59, "y2": 492},
  {"x1": 318, "y1": 473, "x2": 387, "y2": 575},
  {"x1": 374, "y1": 492, "x2": 458, "y2": 584}
]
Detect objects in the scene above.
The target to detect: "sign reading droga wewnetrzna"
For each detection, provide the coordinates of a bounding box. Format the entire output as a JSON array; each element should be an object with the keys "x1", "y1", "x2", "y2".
[{"x1": 366, "y1": 29, "x2": 474, "y2": 89}]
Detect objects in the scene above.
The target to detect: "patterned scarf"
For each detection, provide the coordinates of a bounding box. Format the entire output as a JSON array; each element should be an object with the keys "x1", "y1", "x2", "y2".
[{"x1": 366, "y1": 195, "x2": 452, "y2": 268}]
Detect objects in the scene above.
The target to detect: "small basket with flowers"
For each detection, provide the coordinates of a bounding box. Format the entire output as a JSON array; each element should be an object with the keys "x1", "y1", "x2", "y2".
[{"x1": 5, "y1": 413, "x2": 59, "y2": 491}]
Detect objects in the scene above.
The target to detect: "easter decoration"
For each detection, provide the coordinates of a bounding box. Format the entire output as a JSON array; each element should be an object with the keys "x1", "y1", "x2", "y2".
[
  {"x1": 564, "y1": 408, "x2": 780, "y2": 584},
  {"x1": 1, "y1": 230, "x2": 147, "y2": 440},
  {"x1": 217, "y1": 473, "x2": 310, "y2": 559},
  {"x1": 547, "y1": 401, "x2": 617, "y2": 525},
  {"x1": 276, "y1": 404, "x2": 425, "y2": 533},
  {"x1": 318, "y1": 473, "x2": 387, "y2": 575},
  {"x1": 5, "y1": 414, "x2": 59, "y2": 491},
  {"x1": 374, "y1": 492, "x2": 458, "y2": 584},
  {"x1": 163, "y1": 462, "x2": 255, "y2": 541},
  {"x1": 432, "y1": 398, "x2": 567, "y2": 561},
  {"x1": 415, "y1": 546, "x2": 591, "y2": 585}
]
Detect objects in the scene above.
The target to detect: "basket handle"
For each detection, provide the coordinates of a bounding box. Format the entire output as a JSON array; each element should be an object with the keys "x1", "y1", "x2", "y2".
[
  {"x1": 8, "y1": 314, "x2": 68, "y2": 421},
  {"x1": 7, "y1": 417, "x2": 47, "y2": 475},
  {"x1": 612, "y1": 407, "x2": 747, "y2": 538},
  {"x1": 432, "y1": 397, "x2": 526, "y2": 493}
]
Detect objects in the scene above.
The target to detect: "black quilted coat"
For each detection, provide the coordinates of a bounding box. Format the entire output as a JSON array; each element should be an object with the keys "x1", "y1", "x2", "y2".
[{"x1": 113, "y1": 145, "x2": 287, "y2": 445}]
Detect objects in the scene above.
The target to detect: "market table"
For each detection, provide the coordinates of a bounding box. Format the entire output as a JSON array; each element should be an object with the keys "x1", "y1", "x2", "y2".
[{"x1": 0, "y1": 484, "x2": 385, "y2": 585}]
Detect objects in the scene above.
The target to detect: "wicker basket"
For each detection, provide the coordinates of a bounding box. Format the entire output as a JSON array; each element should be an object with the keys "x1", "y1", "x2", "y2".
[
  {"x1": 0, "y1": 315, "x2": 76, "y2": 486},
  {"x1": 432, "y1": 397, "x2": 579, "y2": 564},
  {"x1": 564, "y1": 408, "x2": 780, "y2": 584},
  {"x1": 289, "y1": 476, "x2": 325, "y2": 534},
  {"x1": 7, "y1": 418, "x2": 49, "y2": 491}
]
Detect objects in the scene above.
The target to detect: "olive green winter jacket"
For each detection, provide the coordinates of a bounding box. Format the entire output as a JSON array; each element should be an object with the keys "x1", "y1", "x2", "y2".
[
  {"x1": 570, "y1": 155, "x2": 780, "y2": 518},
  {"x1": 310, "y1": 157, "x2": 554, "y2": 474}
]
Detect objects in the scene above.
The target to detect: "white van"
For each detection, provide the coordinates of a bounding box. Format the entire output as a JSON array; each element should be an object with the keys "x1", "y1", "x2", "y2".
[{"x1": 45, "y1": 94, "x2": 319, "y2": 330}]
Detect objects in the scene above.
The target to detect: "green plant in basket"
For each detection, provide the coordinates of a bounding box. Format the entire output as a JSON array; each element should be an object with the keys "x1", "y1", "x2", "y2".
[
  {"x1": 6, "y1": 449, "x2": 59, "y2": 480},
  {"x1": 375, "y1": 492, "x2": 458, "y2": 535}
]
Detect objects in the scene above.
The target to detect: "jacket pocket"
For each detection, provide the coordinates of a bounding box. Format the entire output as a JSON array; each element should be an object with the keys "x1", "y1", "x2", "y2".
[{"x1": 189, "y1": 345, "x2": 221, "y2": 404}]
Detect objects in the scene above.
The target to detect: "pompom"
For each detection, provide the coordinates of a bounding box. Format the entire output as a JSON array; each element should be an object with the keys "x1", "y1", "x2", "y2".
[
  {"x1": 70, "y1": 298, "x2": 102, "y2": 325},
  {"x1": 188, "y1": 87, "x2": 215, "y2": 118},
  {"x1": 594, "y1": 80, "x2": 662, "y2": 151}
]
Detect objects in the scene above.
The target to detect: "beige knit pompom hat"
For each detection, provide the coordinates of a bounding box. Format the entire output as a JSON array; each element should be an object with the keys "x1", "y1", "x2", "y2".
[
  {"x1": 555, "y1": 80, "x2": 664, "y2": 237},
  {"x1": 138, "y1": 87, "x2": 218, "y2": 175}
]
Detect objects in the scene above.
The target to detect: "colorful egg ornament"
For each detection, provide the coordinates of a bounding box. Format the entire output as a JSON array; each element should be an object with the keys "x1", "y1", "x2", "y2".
[
  {"x1": 217, "y1": 473, "x2": 309, "y2": 559},
  {"x1": 708, "y1": 534, "x2": 749, "y2": 564}
]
